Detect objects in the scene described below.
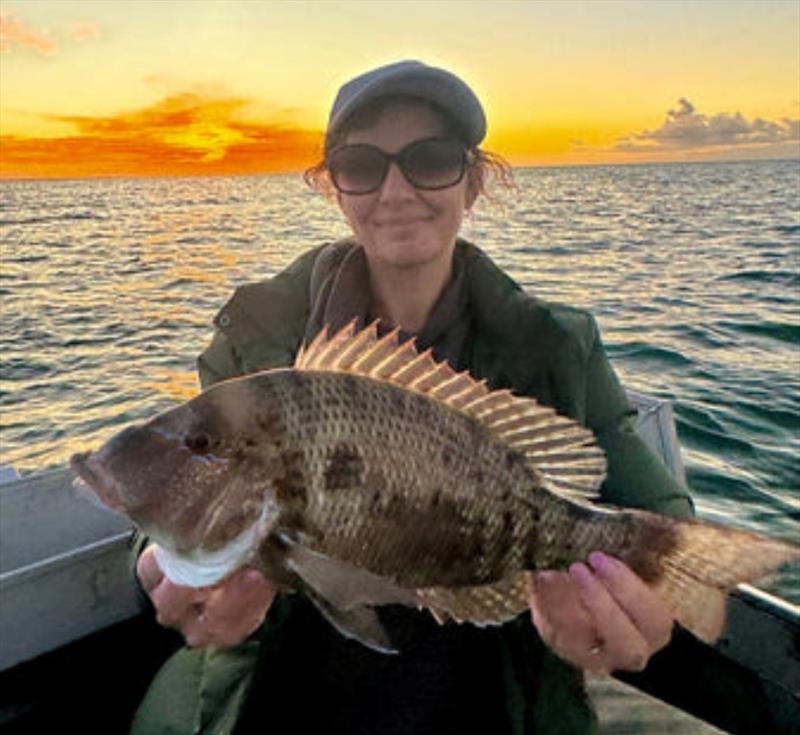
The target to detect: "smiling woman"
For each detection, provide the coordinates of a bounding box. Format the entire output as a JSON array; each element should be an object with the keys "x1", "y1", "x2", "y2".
[
  {"x1": 331, "y1": 102, "x2": 477, "y2": 316},
  {"x1": 117, "y1": 59, "x2": 707, "y2": 735}
]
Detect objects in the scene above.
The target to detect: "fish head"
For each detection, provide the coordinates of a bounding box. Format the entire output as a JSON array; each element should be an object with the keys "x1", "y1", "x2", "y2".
[{"x1": 70, "y1": 376, "x2": 290, "y2": 554}]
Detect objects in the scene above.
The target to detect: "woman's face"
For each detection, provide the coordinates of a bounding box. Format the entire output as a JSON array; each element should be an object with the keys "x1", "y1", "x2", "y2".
[{"x1": 335, "y1": 102, "x2": 477, "y2": 272}]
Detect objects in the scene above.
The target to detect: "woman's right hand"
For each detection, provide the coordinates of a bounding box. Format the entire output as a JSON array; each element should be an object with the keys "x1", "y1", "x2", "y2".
[{"x1": 136, "y1": 543, "x2": 276, "y2": 648}]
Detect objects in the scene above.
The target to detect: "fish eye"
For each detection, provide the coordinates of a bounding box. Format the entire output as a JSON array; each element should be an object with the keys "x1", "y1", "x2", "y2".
[{"x1": 184, "y1": 433, "x2": 211, "y2": 454}]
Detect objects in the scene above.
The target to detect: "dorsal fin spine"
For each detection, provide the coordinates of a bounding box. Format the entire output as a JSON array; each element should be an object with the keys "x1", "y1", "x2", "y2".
[
  {"x1": 311, "y1": 328, "x2": 347, "y2": 369},
  {"x1": 429, "y1": 372, "x2": 470, "y2": 399},
  {"x1": 389, "y1": 347, "x2": 433, "y2": 384},
  {"x1": 484, "y1": 411, "x2": 546, "y2": 431},
  {"x1": 501, "y1": 425, "x2": 592, "y2": 443},
  {"x1": 352, "y1": 329, "x2": 401, "y2": 374},
  {"x1": 502, "y1": 426, "x2": 594, "y2": 445},
  {"x1": 373, "y1": 343, "x2": 419, "y2": 379},
  {"x1": 487, "y1": 409, "x2": 559, "y2": 429},
  {"x1": 464, "y1": 391, "x2": 516, "y2": 419},
  {"x1": 448, "y1": 381, "x2": 490, "y2": 409},
  {"x1": 408, "y1": 363, "x2": 455, "y2": 392},
  {"x1": 331, "y1": 323, "x2": 377, "y2": 370},
  {"x1": 295, "y1": 325, "x2": 328, "y2": 369}
]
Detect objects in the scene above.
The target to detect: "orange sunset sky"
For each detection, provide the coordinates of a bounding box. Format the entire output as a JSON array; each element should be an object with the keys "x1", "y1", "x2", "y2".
[{"x1": 1, "y1": 0, "x2": 799, "y2": 179}]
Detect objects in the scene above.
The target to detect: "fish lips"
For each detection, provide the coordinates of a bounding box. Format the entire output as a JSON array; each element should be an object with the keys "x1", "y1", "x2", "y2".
[{"x1": 70, "y1": 450, "x2": 126, "y2": 513}]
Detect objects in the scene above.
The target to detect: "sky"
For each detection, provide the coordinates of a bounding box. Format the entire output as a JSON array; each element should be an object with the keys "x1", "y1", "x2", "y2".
[{"x1": 1, "y1": 0, "x2": 799, "y2": 179}]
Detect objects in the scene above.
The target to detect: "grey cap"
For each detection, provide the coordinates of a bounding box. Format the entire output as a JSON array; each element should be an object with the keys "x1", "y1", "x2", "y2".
[{"x1": 327, "y1": 60, "x2": 486, "y2": 148}]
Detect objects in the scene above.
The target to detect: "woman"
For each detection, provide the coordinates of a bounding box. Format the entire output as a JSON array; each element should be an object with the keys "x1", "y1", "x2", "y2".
[{"x1": 132, "y1": 60, "x2": 691, "y2": 735}]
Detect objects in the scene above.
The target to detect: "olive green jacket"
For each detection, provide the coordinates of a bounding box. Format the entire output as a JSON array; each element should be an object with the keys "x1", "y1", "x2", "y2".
[{"x1": 132, "y1": 240, "x2": 692, "y2": 735}]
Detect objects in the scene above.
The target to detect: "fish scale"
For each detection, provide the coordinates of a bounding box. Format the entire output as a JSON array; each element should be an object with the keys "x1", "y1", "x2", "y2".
[{"x1": 70, "y1": 321, "x2": 800, "y2": 652}]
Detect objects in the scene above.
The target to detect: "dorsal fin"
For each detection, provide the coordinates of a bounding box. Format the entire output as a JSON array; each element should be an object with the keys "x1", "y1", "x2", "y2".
[{"x1": 295, "y1": 322, "x2": 606, "y2": 503}]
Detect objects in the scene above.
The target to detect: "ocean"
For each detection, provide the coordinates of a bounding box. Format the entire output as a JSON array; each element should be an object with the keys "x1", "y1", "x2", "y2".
[{"x1": 1, "y1": 159, "x2": 798, "y2": 602}]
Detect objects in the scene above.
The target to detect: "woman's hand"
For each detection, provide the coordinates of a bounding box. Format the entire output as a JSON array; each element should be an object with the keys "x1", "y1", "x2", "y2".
[
  {"x1": 527, "y1": 551, "x2": 674, "y2": 674},
  {"x1": 136, "y1": 543, "x2": 276, "y2": 648}
]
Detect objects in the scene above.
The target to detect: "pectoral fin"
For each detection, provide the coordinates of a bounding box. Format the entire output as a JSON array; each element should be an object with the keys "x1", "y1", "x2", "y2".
[
  {"x1": 281, "y1": 538, "x2": 418, "y2": 654},
  {"x1": 305, "y1": 587, "x2": 398, "y2": 655},
  {"x1": 284, "y1": 539, "x2": 418, "y2": 609}
]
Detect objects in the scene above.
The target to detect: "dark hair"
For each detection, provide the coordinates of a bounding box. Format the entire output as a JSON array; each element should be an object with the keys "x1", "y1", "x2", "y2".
[{"x1": 304, "y1": 95, "x2": 514, "y2": 200}]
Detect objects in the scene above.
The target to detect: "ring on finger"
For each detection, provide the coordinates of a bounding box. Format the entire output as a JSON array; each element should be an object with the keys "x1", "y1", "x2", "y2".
[{"x1": 589, "y1": 637, "x2": 605, "y2": 656}]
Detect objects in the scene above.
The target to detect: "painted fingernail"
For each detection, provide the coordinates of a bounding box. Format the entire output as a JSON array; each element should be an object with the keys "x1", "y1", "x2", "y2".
[
  {"x1": 569, "y1": 562, "x2": 593, "y2": 586},
  {"x1": 588, "y1": 551, "x2": 614, "y2": 575},
  {"x1": 534, "y1": 571, "x2": 556, "y2": 586}
]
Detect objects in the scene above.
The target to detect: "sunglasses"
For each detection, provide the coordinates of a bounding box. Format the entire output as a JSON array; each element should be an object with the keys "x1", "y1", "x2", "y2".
[{"x1": 327, "y1": 137, "x2": 469, "y2": 195}]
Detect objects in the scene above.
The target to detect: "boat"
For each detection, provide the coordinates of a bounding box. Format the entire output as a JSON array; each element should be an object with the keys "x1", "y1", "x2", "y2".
[{"x1": 0, "y1": 392, "x2": 797, "y2": 734}]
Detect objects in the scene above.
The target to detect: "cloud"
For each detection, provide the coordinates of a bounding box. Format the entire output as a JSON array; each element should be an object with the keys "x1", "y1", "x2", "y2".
[
  {"x1": 70, "y1": 22, "x2": 101, "y2": 43},
  {"x1": 0, "y1": 92, "x2": 323, "y2": 179},
  {"x1": 616, "y1": 99, "x2": 800, "y2": 153},
  {"x1": 0, "y1": 12, "x2": 102, "y2": 55},
  {"x1": 50, "y1": 93, "x2": 265, "y2": 160},
  {"x1": 0, "y1": 12, "x2": 58, "y2": 55}
]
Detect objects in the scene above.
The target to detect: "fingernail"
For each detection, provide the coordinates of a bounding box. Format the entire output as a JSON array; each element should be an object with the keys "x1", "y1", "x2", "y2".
[
  {"x1": 588, "y1": 551, "x2": 614, "y2": 575},
  {"x1": 534, "y1": 571, "x2": 555, "y2": 586},
  {"x1": 245, "y1": 570, "x2": 263, "y2": 584},
  {"x1": 569, "y1": 562, "x2": 593, "y2": 586}
]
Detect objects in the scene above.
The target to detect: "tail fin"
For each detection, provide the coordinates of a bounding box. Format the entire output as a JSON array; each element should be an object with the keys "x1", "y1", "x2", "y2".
[{"x1": 640, "y1": 517, "x2": 799, "y2": 642}]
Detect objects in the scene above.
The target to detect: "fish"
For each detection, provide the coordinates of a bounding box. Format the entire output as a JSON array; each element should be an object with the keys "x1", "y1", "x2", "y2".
[{"x1": 70, "y1": 321, "x2": 799, "y2": 654}]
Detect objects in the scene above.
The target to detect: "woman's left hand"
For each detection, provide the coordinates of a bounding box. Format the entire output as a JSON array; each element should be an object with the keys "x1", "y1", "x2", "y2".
[{"x1": 527, "y1": 551, "x2": 674, "y2": 675}]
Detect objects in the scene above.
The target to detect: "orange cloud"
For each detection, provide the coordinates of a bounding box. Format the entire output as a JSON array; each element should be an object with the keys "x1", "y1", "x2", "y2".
[
  {"x1": 0, "y1": 12, "x2": 58, "y2": 55},
  {"x1": 0, "y1": 93, "x2": 323, "y2": 179},
  {"x1": 70, "y1": 22, "x2": 101, "y2": 43}
]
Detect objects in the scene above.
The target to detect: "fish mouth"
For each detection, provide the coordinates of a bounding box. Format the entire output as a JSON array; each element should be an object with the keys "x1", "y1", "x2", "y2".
[{"x1": 69, "y1": 451, "x2": 125, "y2": 512}]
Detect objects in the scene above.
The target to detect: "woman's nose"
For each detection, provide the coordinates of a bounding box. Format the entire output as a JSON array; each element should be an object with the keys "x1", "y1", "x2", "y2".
[{"x1": 378, "y1": 161, "x2": 416, "y2": 201}]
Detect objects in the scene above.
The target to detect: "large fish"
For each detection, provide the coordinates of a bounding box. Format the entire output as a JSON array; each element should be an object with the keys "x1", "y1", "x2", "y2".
[{"x1": 71, "y1": 323, "x2": 799, "y2": 653}]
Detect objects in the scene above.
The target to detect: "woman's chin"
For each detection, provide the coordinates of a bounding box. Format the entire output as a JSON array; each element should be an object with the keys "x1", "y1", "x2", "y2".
[{"x1": 370, "y1": 236, "x2": 453, "y2": 270}]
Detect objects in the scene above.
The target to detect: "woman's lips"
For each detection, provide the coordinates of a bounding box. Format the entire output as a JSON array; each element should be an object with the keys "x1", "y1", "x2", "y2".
[{"x1": 375, "y1": 216, "x2": 429, "y2": 226}]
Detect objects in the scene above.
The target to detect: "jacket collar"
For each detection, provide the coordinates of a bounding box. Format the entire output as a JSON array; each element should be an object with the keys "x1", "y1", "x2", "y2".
[{"x1": 304, "y1": 239, "x2": 475, "y2": 368}]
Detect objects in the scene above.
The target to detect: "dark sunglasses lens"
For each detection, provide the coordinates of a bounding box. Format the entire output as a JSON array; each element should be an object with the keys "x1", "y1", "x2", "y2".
[
  {"x1": 329, "y1": 146, "x2": 387, "y2": 193},
  {"x1": 401, "y1": 140, "x2": 466, "y2": 189}
]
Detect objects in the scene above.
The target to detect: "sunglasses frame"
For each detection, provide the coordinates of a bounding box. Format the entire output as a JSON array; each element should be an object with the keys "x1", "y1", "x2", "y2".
[{"x1": 327, "y1": 137, "x2": 470, "y2": 195}]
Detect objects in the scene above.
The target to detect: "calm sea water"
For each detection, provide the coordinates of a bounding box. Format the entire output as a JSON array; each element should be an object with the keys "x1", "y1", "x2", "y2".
[{"x1": 1, "y1": 160, "x2": 798, "y2": 599}]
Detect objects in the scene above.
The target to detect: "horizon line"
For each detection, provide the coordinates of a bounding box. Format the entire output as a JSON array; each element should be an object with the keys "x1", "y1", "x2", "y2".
[{"x1": 2, "y1": 155, "x2": 797, "y2": 184}]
